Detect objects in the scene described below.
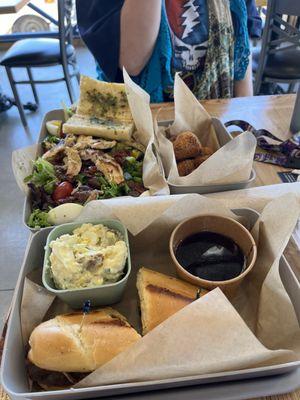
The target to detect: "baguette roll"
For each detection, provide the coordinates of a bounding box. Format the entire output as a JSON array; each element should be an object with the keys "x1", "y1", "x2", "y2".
[{"x1": 28, "y1": 308, "x2": 140, "y2": 373}]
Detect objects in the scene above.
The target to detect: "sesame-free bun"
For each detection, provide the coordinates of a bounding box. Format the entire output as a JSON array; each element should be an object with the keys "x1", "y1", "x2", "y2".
[{"x1": 28, "y1": 308, "x2": 140, "y2": 373}]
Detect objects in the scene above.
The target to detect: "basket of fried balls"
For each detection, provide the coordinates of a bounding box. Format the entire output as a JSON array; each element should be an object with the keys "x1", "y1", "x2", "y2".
[{"x1": 170, "y1": 131, "x2": 214, "y2": 176}]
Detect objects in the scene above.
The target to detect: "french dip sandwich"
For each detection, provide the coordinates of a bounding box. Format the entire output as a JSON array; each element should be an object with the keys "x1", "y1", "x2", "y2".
[
  {"x1": 137, "y1": 267, "x2": 207, "y2": 335},
  {"x1": 28, "y1": 308, "x2": 140, "y2": 390}
]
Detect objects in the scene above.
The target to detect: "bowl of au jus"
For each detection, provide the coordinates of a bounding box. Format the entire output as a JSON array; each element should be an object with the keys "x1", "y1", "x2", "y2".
[{"x1": 169, "y1": 215, "x2": 257, "y2": 295}]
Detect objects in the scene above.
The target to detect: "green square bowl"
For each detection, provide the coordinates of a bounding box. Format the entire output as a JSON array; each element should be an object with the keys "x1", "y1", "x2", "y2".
[{"x1": 42, "y1": 219, "x2": 131, "y2": 309}]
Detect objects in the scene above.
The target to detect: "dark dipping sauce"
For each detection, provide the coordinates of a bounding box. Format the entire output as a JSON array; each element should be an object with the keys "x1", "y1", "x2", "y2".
[{"x1": 175, "y1": 232, "x2": 245, "y2": 281}]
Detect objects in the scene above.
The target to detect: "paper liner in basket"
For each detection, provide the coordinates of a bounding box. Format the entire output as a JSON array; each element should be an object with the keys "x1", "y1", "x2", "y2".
[
  {"x1": 11, "y1": 70, "x2": 169, "y2": 208},
  {"x1": 207, "y1": 182, "x2": 300, "y2": 212},
  {"x1": 156, "y1": 74, "x2": 257, "y2": 186},
  {"x1": 77, "y1": 289, "x2": 292, "y2": 387},
  {"x1": 18, "y1": 193, "x2": 300, "y2": 390}
]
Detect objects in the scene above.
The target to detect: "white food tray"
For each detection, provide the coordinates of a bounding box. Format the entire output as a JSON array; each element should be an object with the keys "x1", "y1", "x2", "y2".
[{"x1": 1, "y1": 206, "x2": 299, "y2": 400}]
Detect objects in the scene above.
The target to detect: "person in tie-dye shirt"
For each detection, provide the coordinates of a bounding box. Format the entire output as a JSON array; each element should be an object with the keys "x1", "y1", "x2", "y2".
[{"x1": 77, "y1": 0, "x2": 261, "y2": 102}]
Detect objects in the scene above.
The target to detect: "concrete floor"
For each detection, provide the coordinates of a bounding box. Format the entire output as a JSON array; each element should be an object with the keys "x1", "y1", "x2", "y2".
[{"x1": 0, "y1": 45, "x2": 96, "y2": 331}]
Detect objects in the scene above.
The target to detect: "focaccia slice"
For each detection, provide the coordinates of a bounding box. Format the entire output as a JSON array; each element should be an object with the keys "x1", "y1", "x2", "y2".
[
  {"x1": 77, "y1": 75, "x2": 133, "y2": 123},
  {"x1": 62, "y1": 114, "x2": 134, "y2": 141}
]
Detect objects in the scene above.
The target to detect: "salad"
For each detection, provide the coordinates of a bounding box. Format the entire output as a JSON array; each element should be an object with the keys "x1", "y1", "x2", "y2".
[{"x1": 25, "y1": 121, "x2": 146, "y2": 228}]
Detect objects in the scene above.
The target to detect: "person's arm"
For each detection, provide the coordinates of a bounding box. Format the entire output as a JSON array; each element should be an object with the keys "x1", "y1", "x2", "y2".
[
  {"x1": 234, "y1": 57, "x2": 253, "y2": 97},
  {"x1": 119, "y1": 0, "x2": 162, "y2": 76},
  {"x1": 245, "y1": 0, "x2": 263, "y2": 39},
  {"x1": 76, "y1": 0, "x2": 124, "y2": 81}
]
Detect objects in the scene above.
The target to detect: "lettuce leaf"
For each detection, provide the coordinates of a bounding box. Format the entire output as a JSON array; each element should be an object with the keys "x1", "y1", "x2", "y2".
[{"x1": 24, "y1": 157, "x2": 58, "y2": 194}]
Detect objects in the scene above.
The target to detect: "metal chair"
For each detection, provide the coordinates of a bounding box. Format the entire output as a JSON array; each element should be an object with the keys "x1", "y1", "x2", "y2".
[
  {"x1": 252, "y1": 0, "x2": 300, "y2": 95},
  {"x1": 0, "y1": 0, "x2": 80, "y2": 127}
]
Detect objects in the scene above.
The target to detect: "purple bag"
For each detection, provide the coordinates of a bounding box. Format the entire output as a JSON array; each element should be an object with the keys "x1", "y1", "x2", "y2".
[{"x1": 225, "y1": 120, "x2": 300, "y2": 169}]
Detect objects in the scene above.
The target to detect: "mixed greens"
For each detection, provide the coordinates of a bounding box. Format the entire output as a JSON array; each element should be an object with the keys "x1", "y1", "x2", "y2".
[
  {"x1": 25, "y1": 127, "x2": 146, "y2": 228},
  {"x1": 28, "y1": 209, "x2": 51, "y2": 229},
  {"x1": 24, "y1": 158, "x2": 58, "y2": 194}
]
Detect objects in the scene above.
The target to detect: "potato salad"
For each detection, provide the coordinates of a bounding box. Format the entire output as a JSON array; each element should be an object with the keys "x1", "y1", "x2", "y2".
[{"x1": 49, "y1": 223, "x2": 127, "y2": 289}]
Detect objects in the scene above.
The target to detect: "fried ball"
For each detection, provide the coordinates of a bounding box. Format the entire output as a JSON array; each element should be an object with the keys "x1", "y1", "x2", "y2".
[
  {"x1": 173, "y1": 131, "x2": 202, "y2": 161},
  {"x1": 194, "y1": 154, "x2": 210, "y2": 168},
  {"x1": 177, "y1": 159, "x2": 196, "y2": 177},
  {"x1": 201, "y1": 146, "x2": 214, "y2": 156}
]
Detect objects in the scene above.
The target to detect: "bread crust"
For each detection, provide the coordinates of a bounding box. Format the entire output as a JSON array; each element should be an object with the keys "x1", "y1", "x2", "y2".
[
  {"x1": 63, "y1": 114, "x2": 134, "y2": 142},
  {"x1": 137, "y1": 268, "x2": 207, "y2": 335},
  {"x1": 28, "y1": 308, "x2": 140, "y2": 373}
]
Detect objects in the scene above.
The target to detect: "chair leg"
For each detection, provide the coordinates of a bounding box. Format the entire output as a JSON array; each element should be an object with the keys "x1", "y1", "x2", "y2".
[
  {"x1": 62, "y1": 62, "x2": 76, "y2": 104},
  {"x1": 287, "y1": 82, "x2": 297, "y2": 94},
  {"x1": 253, "y1": 73, "x2": 263, "y2": 96},
  {"x1": 76, "y1": 69, "x2": 80, "y2": 84},
  {"x1": 5, "y1": 67, "x2": 27, "y2": 127},
  {"x1": 26, "y1": 67, "x2": 39, "y2": 104},
  {"x1": 71, "y1": 55, "x2": 80, "y2": 84}
]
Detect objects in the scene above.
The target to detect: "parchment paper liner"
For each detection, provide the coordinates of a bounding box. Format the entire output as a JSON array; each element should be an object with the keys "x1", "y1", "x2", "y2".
[
  {"x1": 19, "y1": 193, "x2": 300, "y2": 389},
  {"x1": 156, "y1": 74, "x2": 257, "y2": 186}
]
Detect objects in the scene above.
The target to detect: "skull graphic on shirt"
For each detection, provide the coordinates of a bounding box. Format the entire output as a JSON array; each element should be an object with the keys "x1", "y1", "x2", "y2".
[
  {"x1": 173, "y1": 34, "x2": 208, "y2": 71},
  {"x1": 165, "y1": 0, "x2": 209, "y2": 72}
]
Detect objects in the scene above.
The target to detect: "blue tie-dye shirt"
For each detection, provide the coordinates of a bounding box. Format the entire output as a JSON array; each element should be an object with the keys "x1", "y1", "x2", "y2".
[{"x1": 77, "y1": 0, "x2": 253, "y2": 102}]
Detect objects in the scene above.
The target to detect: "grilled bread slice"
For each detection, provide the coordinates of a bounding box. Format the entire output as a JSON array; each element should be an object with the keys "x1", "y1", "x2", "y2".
[
  {"x1": 62, "y1": 76, "x2": 135, "y2": 141},
  {"x1": 137, "y1": 267, "x2": 207, "y2": 335},
  {"x1": 63, "y1": 114, "x2": 134, "y2": 141},
  {"x1": 77, "y1": 76, "x2": 133, "y2": 122}
]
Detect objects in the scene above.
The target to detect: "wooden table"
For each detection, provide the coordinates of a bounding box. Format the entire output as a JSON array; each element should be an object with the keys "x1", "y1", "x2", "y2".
[
  {"x1": 0, "y1": 0, "x2": 30, "y2": 14},
  {"x1": 256, "y1": 0, "x2": 267, "y2": 7}
]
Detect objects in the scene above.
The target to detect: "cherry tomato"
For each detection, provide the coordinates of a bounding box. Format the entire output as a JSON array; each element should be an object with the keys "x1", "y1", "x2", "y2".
[{"x1": 52, "y1": 181, "x2": 73, "y2": 201}]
